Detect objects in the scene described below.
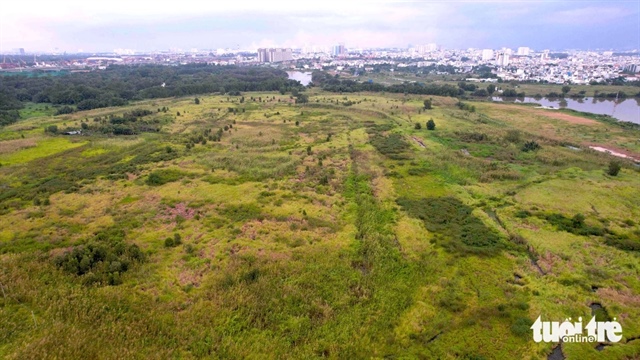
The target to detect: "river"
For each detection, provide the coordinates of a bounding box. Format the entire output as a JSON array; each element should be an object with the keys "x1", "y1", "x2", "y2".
[{"x1": 492, "y1": 96, "x2": 640, "y2": 124}]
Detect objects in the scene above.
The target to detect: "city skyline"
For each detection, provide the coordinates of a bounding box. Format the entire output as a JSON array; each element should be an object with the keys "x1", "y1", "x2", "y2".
[{"x1": 1, "y1": 0, "x2": 639, "y2": 53}]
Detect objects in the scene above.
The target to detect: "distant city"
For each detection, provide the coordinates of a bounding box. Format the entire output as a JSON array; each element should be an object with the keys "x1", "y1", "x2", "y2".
[{"x1": 1, "y1": 44, "x2": 639, "y2": 85}]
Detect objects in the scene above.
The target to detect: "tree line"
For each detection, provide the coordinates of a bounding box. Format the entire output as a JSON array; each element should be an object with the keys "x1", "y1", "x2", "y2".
[{"x1": 0, "y1": 65, "x2": 303, "y2": 126}]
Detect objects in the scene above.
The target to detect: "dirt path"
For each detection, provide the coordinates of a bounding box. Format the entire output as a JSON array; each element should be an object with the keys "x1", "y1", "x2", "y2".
[
  {"x1": 412, "y1": 137, "x2": 426, "y2": 148},
  {"x1": 588, "y1": 145, "x2": 640, "y2": 162}
]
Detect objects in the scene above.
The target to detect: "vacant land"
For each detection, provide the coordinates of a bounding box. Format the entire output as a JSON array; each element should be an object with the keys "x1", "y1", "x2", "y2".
[{"x1": 0, "y1": 90, "x2": 639, "y2": 359}]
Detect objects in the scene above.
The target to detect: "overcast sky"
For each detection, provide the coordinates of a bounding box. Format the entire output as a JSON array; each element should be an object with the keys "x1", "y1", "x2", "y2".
[{"x1": 1, "y1": 0, "x2": 638, "y2": 53}]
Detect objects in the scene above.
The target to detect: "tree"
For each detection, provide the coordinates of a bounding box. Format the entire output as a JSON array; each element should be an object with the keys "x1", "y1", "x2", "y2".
[
  {"x1": 487, "y1": 84, "x2": 496, "y2": 95},
  {"x1": 561, "y1": 86, "x2": 571, "y2": 95},
  {"x1": 426, "y1": 119, "x2": 436, "y2": 130},
  {"x1": 473, "y1": 89, "x2": 488, "y2": 97},
  {"x1": 607, "y1": 161, "x2": 621, "y2": 176},
  {"x1": 194, "y1": 97, "x2": 200, "y2": 104},
  {"x1": 295, "y1": 93, "x2": 308, "y2": 104},
  {"x1": 423, "y1": 99, "x2": 433, "y2": 110},
  {"x1": 414, "y1": 122, "x2": 422, "y2": 130}
]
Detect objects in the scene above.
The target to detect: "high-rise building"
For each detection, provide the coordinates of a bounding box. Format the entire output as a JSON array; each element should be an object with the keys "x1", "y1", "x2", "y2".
[
  {"x1": 332, "y1": 44, "x2": 346, "y2": 57},
  {"x1": 496, "y1": 52, "x2": 510, "y2": 67},
  {"x1": 481, "y1": 49, "x2": 494, "y2": 61},
  {"x1": 517, "y1": 47, "x2": 530, "y2": 56},
  {"x1": 415, "y1": 44, "x2": 437, "y2": 54},
  {"x1": 503, "y1": 48, "x2": 513, "y2": 56},
  {"x1": 540, "y1": 50, "x2": 550, "y2": 61},
  {"x1": 257, "y1": 48, "x2": 293, "y2": 63}
]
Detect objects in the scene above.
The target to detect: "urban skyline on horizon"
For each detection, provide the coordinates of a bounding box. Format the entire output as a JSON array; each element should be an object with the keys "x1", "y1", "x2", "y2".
[{"x1": 2, "y1": 43, "x2": 639, "y2": 56}]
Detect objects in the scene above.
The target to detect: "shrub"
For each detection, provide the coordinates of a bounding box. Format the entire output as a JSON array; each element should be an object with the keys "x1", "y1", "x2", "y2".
[
  {"x1": 54, "y1": 231, "x2": 144, "y2": 286},
  {"x1": 521, "y1": 141, "x2": 540, "y2": 152},
  {"x1": 607, "y1": 161, "x2": 621, "y2": 176},
  {"x1": 414, "y1": 122, "x2": 422, "y2": 130},
  {"x1": 511, "y1": 317, "x2": 533, "y2": 337},
  {"x1": 426, "y1": 119, "x2": 436, "y2": 130},
  {"x1": 396, "y1": 196, "x2": 504, "y2": 255},
  {"x1": 55, "y1": 106, "x2": 75, "y2": 115},
  {"x1": 146, "y1": 169, "x2": 185, "y2": 186},
  {"x1": 542, "y1": 213, "x2": 605, "y2": 236}
]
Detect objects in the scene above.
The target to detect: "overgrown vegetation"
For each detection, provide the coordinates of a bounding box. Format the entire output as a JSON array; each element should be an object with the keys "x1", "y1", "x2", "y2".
[
  {"x1": 54, "y1": 228, "x2": 144, "y2": 286},
  {"x1": 0, "y1": 84, "x2": 639, "y2": 359},
  {"x1": 397, "y1": 197, "x2": 506, "y2": 255}
]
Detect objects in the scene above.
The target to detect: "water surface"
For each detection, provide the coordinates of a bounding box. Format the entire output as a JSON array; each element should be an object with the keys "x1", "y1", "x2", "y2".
[
  {"x1": 492, "y1": 96, "x2": 640, "y2": 124},
  {"x1": 287, "y1": 71, "x2": 312, "y2": 86}
]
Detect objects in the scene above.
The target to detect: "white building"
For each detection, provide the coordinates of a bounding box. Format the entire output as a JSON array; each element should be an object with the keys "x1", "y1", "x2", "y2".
[
  {"x1": 481, "y1": 49, "x2": 494, "y2": 61},
  {"x1": 257, "y1": 48, "x2": 293, "y2": 63},
  {"x1": 415, "y1": 44, "x2": 437, "y2": 54},
  {"x1": 517, "y1": 47, "x2": 531, "y2": 56},
  {"x1": 496, "y1": 52, "x2": 510, "y2": 67}
]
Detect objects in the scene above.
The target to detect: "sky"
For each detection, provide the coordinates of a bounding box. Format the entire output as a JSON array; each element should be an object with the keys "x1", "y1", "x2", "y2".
[{"x1": 1, "y1": 0, "x2": 639, "y2": 53}]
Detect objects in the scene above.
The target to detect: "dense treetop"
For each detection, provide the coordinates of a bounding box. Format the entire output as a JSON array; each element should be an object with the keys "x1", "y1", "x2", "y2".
[{"x1": 0, "y1": 65, "x2": 302, "y2": 125}]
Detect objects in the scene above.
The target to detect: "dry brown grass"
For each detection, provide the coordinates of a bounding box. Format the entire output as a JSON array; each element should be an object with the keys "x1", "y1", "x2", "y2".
[{"x1": 0, "y1": 138, "x2": 37, "y2": 154}]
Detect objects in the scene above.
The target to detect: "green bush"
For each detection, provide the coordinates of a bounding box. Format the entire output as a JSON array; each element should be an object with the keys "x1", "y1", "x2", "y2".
[
  {"x1": 426, "y1": 119, "x2": 436, "y2": 130},
  {"x1": 542, "y1": 213, "x2": 605, "y2": 236},
  {"x1": 511, "y1": 317, "x2": 533, "y2": 337},
  {"x1": 165, "y1": 233, "x2": 182, "y2": 248},
  {"x1": 521, "y1": 141, "x2": 540, "y2": 152},
  {"x1": 54, "y1": 230, "x2": 144, "y2": 286},
  {"x1": 146, "y1": 169, "x2": 185, "y2": 186},
  {"x1": 607, "y1": 161, "x2": 621, "y2": 176},
  {"x1": 164, "y1": 237, "x2": 174, "y2": 247},
  {"x1": 397, "y1": 196, "x2": 504, "y2": 255}
]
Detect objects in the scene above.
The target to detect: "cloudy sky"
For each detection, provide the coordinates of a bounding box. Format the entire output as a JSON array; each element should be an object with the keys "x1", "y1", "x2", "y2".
[{"x1": 1, "y1": 0, "x2": 638, "y2": 53}]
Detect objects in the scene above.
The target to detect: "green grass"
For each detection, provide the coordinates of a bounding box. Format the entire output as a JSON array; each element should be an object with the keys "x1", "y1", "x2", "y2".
[
  {"x1": 0, "y1": 137, "x2": 86, "y2": 165},
  {"x1": 0, "y1": 91, "x2": 639, "y2": 359}
]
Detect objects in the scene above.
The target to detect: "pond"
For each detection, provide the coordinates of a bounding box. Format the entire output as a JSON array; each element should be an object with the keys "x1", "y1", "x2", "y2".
[
  {"x1": 287, "y1": 71, "x2": 312, "y2": 86},
  {"x1": 492, "y1": 96, "x2": 640, "y2": 124}
]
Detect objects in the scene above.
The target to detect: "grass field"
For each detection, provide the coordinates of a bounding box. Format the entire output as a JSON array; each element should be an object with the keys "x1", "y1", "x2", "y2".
[{"x1": 0, "y1": 90, "x2": 639, "y2": 359}]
